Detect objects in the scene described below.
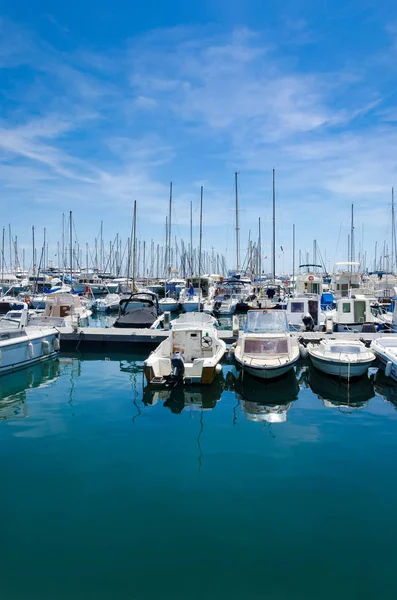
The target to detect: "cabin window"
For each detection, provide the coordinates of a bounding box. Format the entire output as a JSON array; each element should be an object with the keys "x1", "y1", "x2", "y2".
[
  {"x1": 291, "y1": 302, "x2": 304, "y2": 313},
  {"x1": 342, "y1": 303, "x2": 351, "y2": 313}
]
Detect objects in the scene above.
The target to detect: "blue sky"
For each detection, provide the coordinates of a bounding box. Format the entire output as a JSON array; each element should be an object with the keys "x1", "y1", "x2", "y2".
[{"x1": 1, "y1": 0, "x2": 397, "y2": 274}]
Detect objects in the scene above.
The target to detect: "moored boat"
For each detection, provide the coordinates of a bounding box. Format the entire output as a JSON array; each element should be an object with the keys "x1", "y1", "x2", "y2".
[
  {"x1": 233, "y1": 310, "x2": 300, "y2": 380},
  {"x1": 307, "y1": 339, "x2": 375, "y2": 379},
  {"x1": 144, "y1": 312, "x2": 226, "y2": 386}
]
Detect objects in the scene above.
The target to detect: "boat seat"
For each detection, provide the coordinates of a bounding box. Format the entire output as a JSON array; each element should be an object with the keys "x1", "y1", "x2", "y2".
[
  {"x1": 186, "y1": 358, "x2": 205, "y2": 377},
  {"x1": 152, "y1": 357, "x2": 171, "y2": 377}
]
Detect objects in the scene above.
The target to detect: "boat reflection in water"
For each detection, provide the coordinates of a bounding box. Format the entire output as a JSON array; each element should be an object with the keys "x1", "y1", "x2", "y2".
[
  {"x1": 307, "y1": 366, "x2": 374, "y2": 411},
  {"x1": 374, "y1": 370, "x2": 397, "y2": 410},
  {"x1": 0, "y1": 358, "x2": 60, "y2": 421},
  {"x1": 233, "y1": 369, "x2": 299, "y2": 423},
  {"x1": 142, "y1": 378, "x2": 225, "y2": 414}
]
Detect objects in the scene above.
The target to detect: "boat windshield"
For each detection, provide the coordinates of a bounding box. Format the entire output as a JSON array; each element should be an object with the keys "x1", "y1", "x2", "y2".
[
  {"x1": 244, "y1": 338, "x2": 289, "y2": 355},
  {"x1": 244, "y1": 310, "x2": 288, "y2": 333},
  {"x1": 330, "y1": 345, "x2": 361, "y2": 354},
  {"x1": 0, "y1": 318, "x2": 20, "y2": 330}
]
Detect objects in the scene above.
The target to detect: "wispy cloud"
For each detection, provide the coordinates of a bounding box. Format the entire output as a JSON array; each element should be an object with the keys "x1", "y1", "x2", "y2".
[{"x1": 0, "y1": 15, "x2": 396, "y2": 269}]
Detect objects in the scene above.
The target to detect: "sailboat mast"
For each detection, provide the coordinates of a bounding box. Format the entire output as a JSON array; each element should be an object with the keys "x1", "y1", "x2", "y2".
[
  {"x1": 69, "y1": 211, "x2": 73, "y2": 282},
  {"x1": 168, "y1": 181, "x2": 172, "y2": 277},
  {"x1": 350, "y1": 203, "x2": 354, "y2": 272},
  {"x1": 100, "y1": 220, "x2": 103, "y2": 274},
  {"x1": 32, "y1": 226, "x2": 35, "y2": 276},
  {"x1": 292, "y1": 224, "x2": 295, "y2": 292},
  {"x1": 190, "y1": 200, "x2": 193, "y2": 277},
  {"x1": 272, "y1": 168, "x2": 276, "y2": 282},
  {"x1": 1, "y1": 227, "x2": 4, "y2": 284},
  {"x1": 198, "y1": 186, "x2": 203, "y2": 312},
  {"x1": 235, "y1": 172, "x2": 240, "y2": 272},
  {"x1": 258, "y1": 217, "x2": 262, "y2": 279},
  {"x1": 391, "y1": 187, "x2": 396, "y2": 273},
  {"x1": 132, "y1": 200, "x2": 137, "y2": 292}
]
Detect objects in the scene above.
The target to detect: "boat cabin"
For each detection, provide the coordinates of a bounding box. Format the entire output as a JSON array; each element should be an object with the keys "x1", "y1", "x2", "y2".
[
  {"x1": 286, "y1": 294, "x2": 323, "y2": 329},
  {"x1": 335, "y1": 295, "x2": 375, "y2": 325},
  {"x1": 295, "y1": 272, "x2": 323, "y2": 296}
]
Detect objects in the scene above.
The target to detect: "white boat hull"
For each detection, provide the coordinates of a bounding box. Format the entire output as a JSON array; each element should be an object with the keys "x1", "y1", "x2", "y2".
[
  {"x1": 310, "y1": 355, "x2": 372, "y2": 378},
  {"x1": 0, "y1": 330, "x2": 60, "y2": 375},
  {"x1": 234, "y1": 354, "x2": 298, "y2": 380}
]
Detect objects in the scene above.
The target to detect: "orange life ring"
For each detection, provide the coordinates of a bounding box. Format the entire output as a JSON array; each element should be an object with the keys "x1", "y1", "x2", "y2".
[{"x1": 308, "y1": 275, "x2": 314, "y2": 281}]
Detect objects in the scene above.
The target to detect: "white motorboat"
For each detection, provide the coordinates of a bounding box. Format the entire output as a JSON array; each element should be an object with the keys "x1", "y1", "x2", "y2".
[
  {"x1": 212, "y1": 293, "x2": 239, "y2": 315},
  {"x1": 92, "y1": 293, "x2": 121, "y2": 313},
  {"x1": 0, "y1": 309, "x2": 60, "y2": 375},
  {"x1": 144, "y1": 312, "x2": 226, "y2": 386},
  {"x1": 307, "y1": 339, "x2": 375, "y2": 379},
  {"x1": 233, "y1": 310, "x2": 300, "y2": 380},
  {"x1": 28, "y1": 293, "x2": 92, "y2": 328},
  {"x1": 371, "y1": 337, "x2": 397, "y2": 382}
]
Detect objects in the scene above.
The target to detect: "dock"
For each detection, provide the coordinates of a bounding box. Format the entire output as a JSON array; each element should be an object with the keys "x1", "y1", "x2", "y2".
[{"x1": 59, "y1": 327, "x2": 386, "y2": 351}]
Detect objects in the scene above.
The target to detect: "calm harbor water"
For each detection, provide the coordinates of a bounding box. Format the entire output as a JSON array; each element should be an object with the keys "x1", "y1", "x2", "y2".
[{"x1": 1, "y1": 354, "x2": 397, "y2": 600}]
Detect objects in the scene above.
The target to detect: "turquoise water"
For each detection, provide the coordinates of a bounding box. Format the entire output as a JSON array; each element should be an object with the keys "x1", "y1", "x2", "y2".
[{"x1": 1, "y1": 356, "x2": 397, "y2": 600}]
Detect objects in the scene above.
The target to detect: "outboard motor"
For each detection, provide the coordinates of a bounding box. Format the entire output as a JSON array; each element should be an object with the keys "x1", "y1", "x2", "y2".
[
  {"x1": 302, "y1": 313, "x2": 315, "y2": 332},
  {"x1": 169, "y1": 352, "x2": 185, "y2": 386}
]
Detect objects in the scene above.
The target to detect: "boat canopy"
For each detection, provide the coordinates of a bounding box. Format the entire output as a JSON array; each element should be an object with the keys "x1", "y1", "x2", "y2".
[{"x1": 244, "y1": 310, "x2": 288, "y2": 334}]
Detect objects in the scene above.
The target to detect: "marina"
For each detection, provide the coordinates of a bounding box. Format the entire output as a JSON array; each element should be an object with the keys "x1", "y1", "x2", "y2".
[{"x1": 2, "y1": 2, "x2": 397, "y2": 598}]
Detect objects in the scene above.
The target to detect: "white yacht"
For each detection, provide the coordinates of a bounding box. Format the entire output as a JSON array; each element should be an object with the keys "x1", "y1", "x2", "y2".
[
  {"x1": 144, "y1": 312, "x2": 226, "y2": 386},
  {"x1": 307, "y1": 339, "x2": 375, "y2": 379},
  {"x1": 91, "y1": 293, "x2": 121, "y2": 313},
  {"x1": 232, "y1": 310, "x2": 300, "y2": 380}
]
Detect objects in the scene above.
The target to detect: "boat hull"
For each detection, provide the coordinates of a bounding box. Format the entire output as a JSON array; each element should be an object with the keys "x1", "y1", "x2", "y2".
[
  {"x1": 309, "y1": 355, "x2": 373, "y2": 379},
  {"x1": 144, "y1": 364, "x2": 221, "y2": 386},
  {"x1": 234, "y1": 354, "x2": 298, "y2": 380},
  {"x1": 0, "y1": 331, "x2": 60, "y2": 376}
]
